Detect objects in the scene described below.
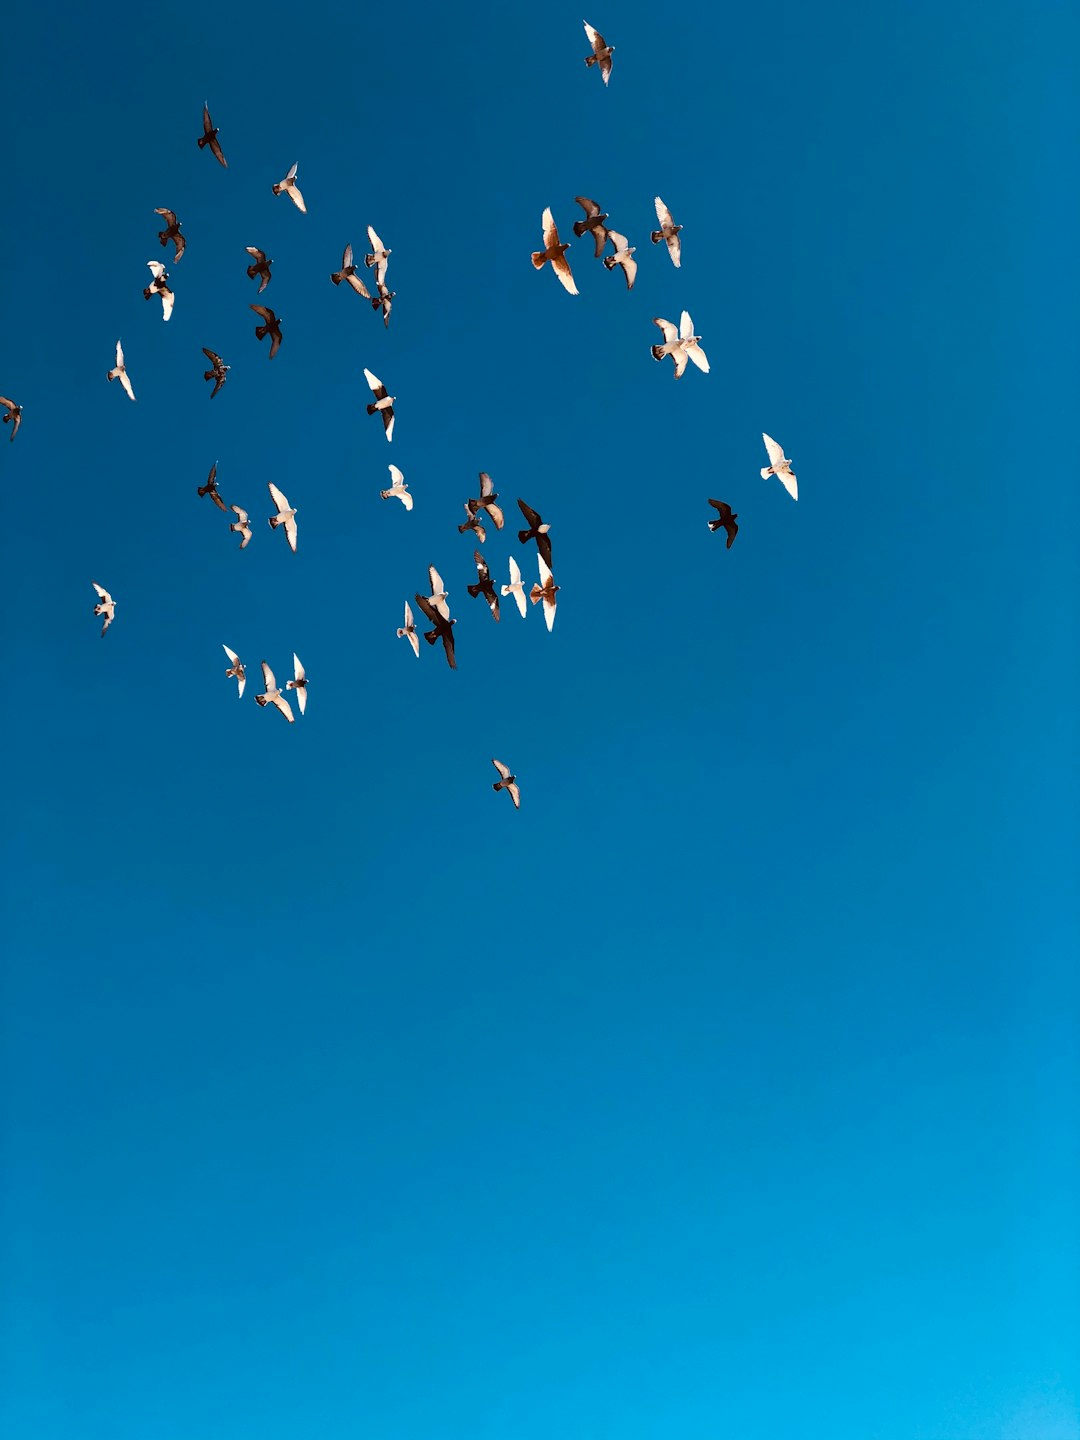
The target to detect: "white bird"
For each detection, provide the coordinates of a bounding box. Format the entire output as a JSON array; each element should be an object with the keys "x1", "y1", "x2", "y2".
[
  {"x1": 91, "y1": 581, "x2": 116, "y2": 636},
  {"x1": 223, "y1": 645, "x2": 246, "y2": 698},
  {"x1": 530, "y1": 555, "x2": 559, "y2": 632},
  {"x1": 651, "y1": 197, "x2": 682, "y2": 268},
  {"x1": 106, "y1": 340, "x2": 136, "y2": 401},
  {"x1": 761, "y1": 433, "x2": 798, "y2": 500},
  {"x1": 365, "y1": 225, "x2": 391, "y2": 287},
  {"x1": 602, "y1": 230, "x2": 637, "y2": 289},
  {"x1": 272, "y1": 163, "x2": 307, "y2": 213},
  {"x1": 651, "y1": 310, "x2": 708, "y2": 378},
  {"x1": 427, "y1": 564, "x2": 450, "y2": 621},
  {"x1": 397, "y1": 601, "x2": 420, "y2": 657},
  {"x1": 380, "y1": 464, "x2": 412, "y2": 509},
  {"x1": 230, "y1": 505, "x2": 252, "y2": 549},
  {"x1": 267, "y1": 482, "x2": 298, "y2": 552},
  {"x1": 491, "y1": 758, "x2": 521, "y2": 809},
  {"x1": 255, "y1": 661, "x2": 295, "y2": 722},
  {"x1": 500, "y1": 555, "x2": 528, "y2": 618},
  {"x1": 144, "y1": 261, "x2": 174, "y2": 320},
  {"x1": 285, "y1": 653, "x2": 308, "y2": 715}
]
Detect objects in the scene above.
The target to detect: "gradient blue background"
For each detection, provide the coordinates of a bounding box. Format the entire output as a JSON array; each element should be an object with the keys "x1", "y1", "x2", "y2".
[{"x1": 1, "y1": 2, "x2": 1076, "y2": 1436}]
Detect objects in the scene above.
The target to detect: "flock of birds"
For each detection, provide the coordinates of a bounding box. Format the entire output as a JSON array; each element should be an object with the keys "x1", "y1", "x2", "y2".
[{"x1": 4, "y1": 20, "x2": 802, "y2": 812}]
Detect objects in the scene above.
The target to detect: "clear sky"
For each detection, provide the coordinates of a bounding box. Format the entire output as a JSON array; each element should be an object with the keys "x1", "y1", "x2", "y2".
[{"x1": 1, "y1": 1, "x2": 1077, "y2": 1437}]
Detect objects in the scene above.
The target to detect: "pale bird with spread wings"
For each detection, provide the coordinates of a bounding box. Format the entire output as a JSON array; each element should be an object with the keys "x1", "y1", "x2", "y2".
[
  {"x1": 273, "y1": 163, "x2": 307, "y2": 213},
  {"x1": 223, "y1": 646, "x2": 246, "y2": 699},
  {"x1": 107, "y1": 340, "x2": 136, "y2": 401},
  {"x1": 651, "y1": 197, "x2": 682, "y2": 268},
  {"x1": 380, "y1": 464, "x2": 412, "y2": 510},
  {"x1": 761, "y1": 434, "x2": 798, "y2": 500},
  {"x1": 330, "y1": 243, "x2": 371, "y2": 299},
  {"x1": 583, "y1": 21, "x2": 614, "y2": 84},
  {"x1": 267, "y1": 482, "x2": 298, "y2": 552},
  {"x1": 397, "y1": 601, "x2": 420, "y2": 658},
  {"x1": 651, "y1": 311, "x2": 709, "y2": 378},
  {"x1": 491, "y1": 759, "x2": 520, "y2": 809},
  {"x1": 603, "y1": 230, "x2": 637, "y2": 289},
  {"x1": 531, "y1": 208, "x2": 577, "y2": 296},
  {"x1": 285, "y1": 654, "x2": 309, "y2": 715},
  {"x1": 92, "y1": 582, "x2": 116, "y2": 637},
  {"x1": 0, "y1": 396, "x2": 22, "y2": 440},
  {"x1": 255, "y1": 661, "x2": 294, "y2": 722}
]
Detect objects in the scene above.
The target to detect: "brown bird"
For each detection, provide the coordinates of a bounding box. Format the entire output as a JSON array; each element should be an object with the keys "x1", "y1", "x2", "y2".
[
  {"x1": 245, "y1": 247, "x2": 272, "y2": 292},
  {"x1": 0, "y1": 395, "x2": 22, "y2": 441},
  {"x1": 413, "y1": 591, "x2": 457, "y2": 670},
  {"x1": 531, "y1": 208, "x2": 577, "y2": 295},
  {"x1": 583, "y1": 21, "x2": 614, "y2": 84},
  {"x1": 154, "y1": 208, "x2": 185, "y2": 261},
  {"x1": 491, "y1": 759, "x2": 520, "y2": 809},
  {"x1": 330, "y1": 243, "x2": 371, "y2": 299},
  {"x1": 517, "y1": 497, "x2": 553, "y2": 568},
  {"x1": 458, "y1": 506, "x2": 487, "y2": 544},
  {"x1": 251, "y1": 305, "x2": 282, "y2": 359},
  {"x1": 198, "y1": 462, "x2": 228, "y2": 512},
  {"x1": 198, "y1": 103, "x2": 228, "y2": 167},
  {"x1": 371, "y1": 281, "x2": 395, "y2": 328},
  {"x1": 467, "y1": 551, "x2": 500, "y2": 621},
  {"x1": 364, "y1": 368, "x2": 395, "y2": 442},
  {"x1": 459, "y1": 471, "x2": 504, "y2": 538},
  {"x1": 202, "y1": 348, "x2": 229, "y2": 398},
  {"x1": 573, "y1": 196, "x2": 610, "y2": 257},
  {"x1": 530, "y1": 555, "x2": 560, "y2": 632},
  {"x1": 707, "y1": 499, "x2": 739, "y2": 548}
]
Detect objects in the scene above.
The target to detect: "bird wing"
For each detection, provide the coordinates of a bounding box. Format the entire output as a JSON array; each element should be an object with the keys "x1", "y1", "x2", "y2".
[
  {"x1": 708, "y1": 499, "x2": 730, "y2": 518},
  {"x1": 251, "y1": 304, "x2": 274, "y2": 322},
  {"x1": 287, "y1": 183, "x2": 306, "y2": 213},
  {"x1": 672, "y1": 348, "x2": 689, "y2": 378},
  {"x1": 507, "y1": 555, "x2": 522, "y2": 586},
  {"x1": 507, "y1": 782, "x2": 521, "y2": 809},
  {"x1": 485, "y1": 502, "x2": 505, "y2": 529},
  {"x1": 407, "y1": 630, "x2": 419, "y2": 657},
  {"x1": 654, "y1": 196, "x2": 674, "y2": 228},
  {"x1": 345, "y1": 271, "x2": 371, "y2": 299},
  {"x1": 209, "y1": 135, "x2": 227, "y2": 167},
  {"x1": 479, "y1": 471, "x2": 494, "y2": 498},
  {"x1": 686, "y1": 343, "x2": 710, "y2": 373},
  {"x1": 202, "y1": 348, "x2": 220, "y2": 365},
  {"x1": 413, "y1": 591, "x2": 441, "y2": 626},
  {"x1": 284, "y1": 163, "x2": 298, "y2": 182},
  {"x1": 492, "y1": 758, "x2": 511, "y2": 781},
  {"x1": 777, "y1": 466, "x2": 798, "y2": 501},
  {"x1": 92, "y1": 582, "x2": 111, "y2": 602},
  {"x1": 223, "y1": 645, "x2": 240, "y2": 664},
  {"x1": 542, "y1": 591, "x2": 557, "y2": 631},
  {"x1": 119, "y1": 370, "x2": 136, "y2": 401},
  {"x1": 680, "y1": 311, "x2": 695, "y2": 340},
  {"x1": 537, "y1": 554, "x2": 553, "y2": 588},
  {"x1": 388, "y1": 465, "x2": 404, "y2": 488},
  {"x1": 541, "y1": 207, "x2": 559, "y2": 249},
  {"x1": 367, "y1": 225, "x2": 385, "y2": 253},
  {"x1": 575, "y1": 196, "x2": 601, "y2": 218},
  {"x1": 653, "y1": 316, "x2": 679, "y2": 344},
  {"x1": 620, "y1": 252, "x2": 637, "y2": 289},
  {"x1": 428, "y1": 564, "x2": 446, "y2": 597},
  {"x1": 763, "y1": 433, "x2": 786, "y2": 469},
  {"x1": 473, "y1": 551, "x2": 490, "y2": 582},
  {"x1": 160, "y1": 289, "x2": 174, "y2": 322},
  {"x1": 271, "y1": 692, "x2": 295, "y2": 722},
  {"x1": 146, "y1": 260, "x2": 165, "y2": 280},
  {"x1": 584, "y1": 21, "x2": 606, "y2": 50},
  {"x1": 382, "y1": 408, "x2": 395, "y2": 443},
  {"x1": 517, "y1": 498, "x2": 542, "y2": 528},
  {"x1": 666, "y1": 232, "x2": 682, "y2": 267},
  {"x1": 231, "y1": 506, "x2": 248, "y2": 522},
  {"x1": 293, "y1": 653, "x2": 305, "y2": 684},
  {"x1": 202, "y1": 103, "x2": 213, "y2": 134},
  {"x1": 607, "y1": 229, "x2": 628, "y2": 251},
  {"x1": 364, "y1": 368, "x2": 385, "y2": 397},
  {"x1": 295, "y1": 685, "x2": 307, "y2": 715},
  {"x1": 284, "y1": 515, "x2": 298, "y2": 552},
  {"x1": 552, "y1": 252, "x2": 578, "y2": 295},
  {"x1": 261, "y1": 661, "x2": 277, "y2": 690},
  {"x1": 155, "y1": 207, "x2": 177, "y2": 226},
  {"x1": 599, "y1": 52, "x2": 612, "y2": 83},
  {"x1": 245, "y1": 246, "x2": 265, "y2": 262},
  {"x1": 267, "y1": 482, "x2": 290, "y2": 512},
  {"x1": 236, "y1": 672, "x2": 246, "y2": 699}
]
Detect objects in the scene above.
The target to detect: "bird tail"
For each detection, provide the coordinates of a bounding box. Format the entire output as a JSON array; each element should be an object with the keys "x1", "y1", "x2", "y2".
[
  {"x1": 366, "y1": 402, "x2": 378, "y2": 415},
  {"x1": 650, "y1": 230, "x2": 663, "y2": 244},
  {"x1": 157, "y1": 233, "x2": 168, "y2": 247},
  {"x1": 203, "y1": 370, "x2": 214, "y2": 382},
  {"x1": 760, "y1": 467, "x2": 773, "y2": 480},
  {"x1": 272, "y1": 183, "x2": 282, "y2": 196},
  {"x1": 363, "y1": 254, "x2": 377, "y2": 267},
  {"x1": 268, "y1": 516, "x2": 280, "y2": 529},
  {"x1": 492, "y1": 781, "x2": 504, "y2": 792},
  {"x1": 142, "y1": 287, "x2": 152, "y2": 301},
  {"x1": 255, "y1": 695, "x2": 268, "y2": 707},
  {"x1": 467, "y1": 582, "x2": 482, "y2": 598},
  {"x1": 650, "y1": 345, "x2": 666, "y2": 361},
  {"x1": 530, "y1": 251, "x2": 547, "y2": 270},
  {"x1": 602, "y1": 255, "x2": 616, "y2": 270},
  {"x1": 330, "y1": 272, "x2": 344, "y2": 285},
  {"x1": 423, "y1": 629, "x2": 439, "y2": 646},
  {"x1": 517, "y1": 529, "x2": 533, "y2": 545},
  {"x1": 457, "y1": 522, "x2": 472, "y2": 534},
  {"x1": 255, "y1": 324, "x2": 268, "y2": 341},
  {"x1": 529, "y1": 586, "x2": 542, "y2": 605},
  {"x1": 584, "y1": 54, "x2": 596, "y2": 67},
  {"x1": 708, "y1": 519, "x2": 722, "y2": 532},
  {"x1": 572, "y1": 220, "x2": 588, "y2": 237}
]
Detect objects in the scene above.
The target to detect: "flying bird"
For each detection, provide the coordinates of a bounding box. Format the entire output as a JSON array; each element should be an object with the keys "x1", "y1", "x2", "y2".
[
  {"x1": 516, "y1": 498, "x2": 553, "y2": 568},
  {"x1": 531, "y1": 208, "x2": 577, "y2": 295},
  {"x1": 491, "y1": 759, "x2": 520, "y2": 809},
  {"x1": 413, "y1": 591, "x2": 457, "y2": 670},
  {"x1": 154, "y1": 208, "x2": 185, "y2": 261},
  {"x1": 380, "y1": 464, "x2": 412, "y2": 509},
  {"x1": 245, "y1": 247, "x2": 273, "y2": 292},
  {"x1": 255, "y1": 661, "x2": 294, "y2": 722},
  {"x1": 397, "y1": 601, "x2": 420, "y2": 657},
  {"x1": 583, "y1": 21, "x2": 614, "y2": 83},
  {"x1": 267, "y1": 482, "x2": 298, "y2": 552},
  {"x1": 230, "y1": 505, "x2": 252, "y2": 549},
  {"x1": 465, "y1": 471, "x2": 505, "y2": 529},
  {"x1": 91, "y1": 582, "x2": 116, "y2": 636},
  {"x1": 501, "y1": 556, "x2": 528, "y2": 618},
  {"x1": 198, "y1": 103, "x2": 228, "y2": 167},
  {"x1": 202, "y1": 348, "x2": 229, "y2": 397},
  {"x1": 330, "y1": 243, "x2": 371, "y2": 299},
  {"x1": 106, "y1": 340, "x2": 136, "y2": 401},
  {"x1": 426, "y1": 564, "x2": 450, "y2": 621},
  {"x1": 285, "y1": 653, "x2": 308, "y2": 715},
  {"x1": 251, "y1": 305, "x2": 282, "y2": 358},
  {"x1": 364, "y1": 226, "x2": 391, "y2": 286},
  {"x1": 761, "y1": 433, "x2": 798, "y2": 500},
  {"x1": 371, "y1": 281, "x2": 395, "y2": 328},
  {"x1": 651, "y1": 311, "x2": 708, "y2": 378},
  {"x1": 222, "y1": 645, "x2": 246, "y2": 699},
  {"x1": 602, "y1": 230, "x2": 637, "y2": 289},
  {"x1": 651, "y1": 197, "x2": 682, "y2": 268},
  {"x1": 573, "y1": 196, "x2": 610, "y2": 257},
  {"x1": 530, "y1": 555, "x2": 559, "y2": 632},
  {"x1": 198, "y1": 462, "x2": 228, "y2": 512},
  {"x1": 272, "y1": 163, "x2": 307, "y2": 213},
  {"x1": 467, "y1": 551, "x2": 500, "y2": 621},
  {"x1": 363, "y1": 368, "x2": 395, "y2": 442},
  {"x1": 458, "y1": 506, "x2": 486, "y2": 544},
  {"x1": 144, "y1": 261, "x2": 174, "y2": 321},
  {"x1": 0, "y1": 395, "x2": 22, "y2": 440},
  {"x1": 707, "y1": 499, "x2": 739, "y2": 548}
]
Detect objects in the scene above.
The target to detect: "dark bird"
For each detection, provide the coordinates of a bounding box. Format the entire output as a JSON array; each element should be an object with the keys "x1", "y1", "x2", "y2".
[
  {"x1": 202, "y1": 348, "x2": 229, "y2": 397},
  {"x1": 330, "y1": 243, "x2": 371, "y2": 299},
  {"x1": 531, "y1": 208, "x2": 577, "y2": 295},
  {"x1": 198, "y1": 462, "x2": 228, "y2": 512},
  {"x1": 707, "y1": 499, "x2": 739, "y2": 548},
  {"x1": 371, "y1": 281, "x2": 395, "y2": 328},
  {"x1": 602, "y1": 230, "x2": 637, "y2": 289},
  {"x1": 154, "y1": 208, "x2": 185, "y2": 261},
  {"x1": 516, "y1": 497, "x2": 553, "y2": 568},
  {"x1": 245, "y1": 247, "x2": 272, "y2": 292},
  {"x1": 251, "y1": 304, "x2": 282, "y2": 359},
  {"x1": 460, "y1": 471, "x2": 504, "y2": 533},
  {"x1": 198, "y1": 103, "x2": 228, "y2": 168},
  {"x1": 0, "y1": 395, "x2": 22, "y2": 441},
  {"x1": 583, "y1": 21, "x2": 614, "y2": 84},
  {"x1": 491, "y1": 758, "x2": 520, "y2": 809},
  {"x1": 458, "y1": 506, "x2": 487, "y2": 544},
  {"x1": 467, "y1": 551, "x2": 500, "y2": 621},
  {"x1": 572, "y1": 196, "x2": 610, "y2": 257},
  {"x1": 413, "y1": 591, "x2": 457, "y2": 670},
  {"x1": 364, "y1": 368, "x2": 395, "y2": 442},
  {"x1": 651, "y1": 196, "x2": 682, "y2": 268}
]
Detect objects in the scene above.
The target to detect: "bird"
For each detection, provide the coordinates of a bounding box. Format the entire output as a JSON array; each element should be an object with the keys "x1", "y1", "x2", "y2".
[
  {"x1": 285, "y1": 654, "x2": 308, "y2": 716},
  {"x1": 198, "y1": 103, "x2": 228, "y2": 167},
  {"x1": 531, "y1": 208, "x2": 577, "y2": 295},
  {"x1": 251, "y1": 305, "x2": 282, "y2": 359},
  {"x1": 651, "y1": 197, "x2": 682, "y2": 268},
  {"x1": 91, "y1": 582, "x2": 116, "y2": 636},
  {"x1": 0, "y1": 395, "x2": 22, "y2": 440},
  {"x1": 230, "y1": 505, "x2": 252, "y2": 549},
  {"x1": 330, "y1": 243, "x2": 371, "y2": 299},
  {"x1": 530, "y1": 555, "x2": 559, "y2": 632},
  {"x1": 707, "y1": 499, "x2": 739, "y2": 547},
  {"x1": 426, "y1": 564, "x2": 450, "y2": 621},
  {"x1": 501, "y1": 556, "x2": 528, "y2": 618},
  {"x1": 267, "y1": 482, "x2": 298, "y2": 552},
  {"x1": 222, "y1": 645, "x2": 246, "y2": 698},
  {"x1": 202, "y1": 348, "x2": 229, "y2": 397},
  {"x1": 602, "y1": 230, "x2": 637, "y2": 289},
  {"x1": 144, "y1": 261, "x2": 174, "y2": 321},
  {"x1": 154, "y1": 208, "x2": 185, "y2": 261},
  {"x1": 583, "y1": 21, "x2": 614, "y2": 83},
  {"x1": 255, "y1": 661, "x2": 294, "y2": 722},
  {"x1": 761, "y1": 433, "x2": 798, "y2": 500},
  {"x1": 245, "y1": 247, "x2": 272, "y2": 292},
  {"x1": 380, "y1": 464, "x2": 412, "y2": 509},
  {"x1": 467, "y1": 551, "x2": 501, "y2": 621},
  {"x1": 465, "y1": 471, "x2": 505, "y2": 530},
  {"x1": 516, "y1": 498, "x2": 553, "y2": 568},
  {"x1": 364, "y1": 226, "x2": 391, "y2": 287},
  {"x1": 491, "y1": 758, "x2": 520, "y2": 809},
  {"x1": 458, "y1": 506, "x2": 486, "y2": 544},
  {"x1": 397, "y1": 601, "x2": 420, "y2": 657},
  {"x1": 106, "y1": 340, "x2": 136, "y2": 401},
  {"x1": 651, "y1": 311, "x2": 709, "y2": 378},
  {"x1": 363, "y1": 368, "x2": 395, "y2": 442},
  {"x1": 573, "y1": 196, "x2": 610, "y2": 257},
  {"x1": 413, "y1": 591, "x2": 457, "y2": 670},
  {"x1": 198, "y1": 462, "x2": 228, "y2": 512},
  {"x1": 272, "y1": 163, "x2": 307, "y2": 213},
  {"x1": 371, "y1": 281, "x2": 395, "y2": 328}
]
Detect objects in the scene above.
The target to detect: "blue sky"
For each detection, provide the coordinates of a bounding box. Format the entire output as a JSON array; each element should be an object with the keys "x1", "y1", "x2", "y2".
[{"x1": 1, "y1": 1, "x2": 1077, "y2": 1437}]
